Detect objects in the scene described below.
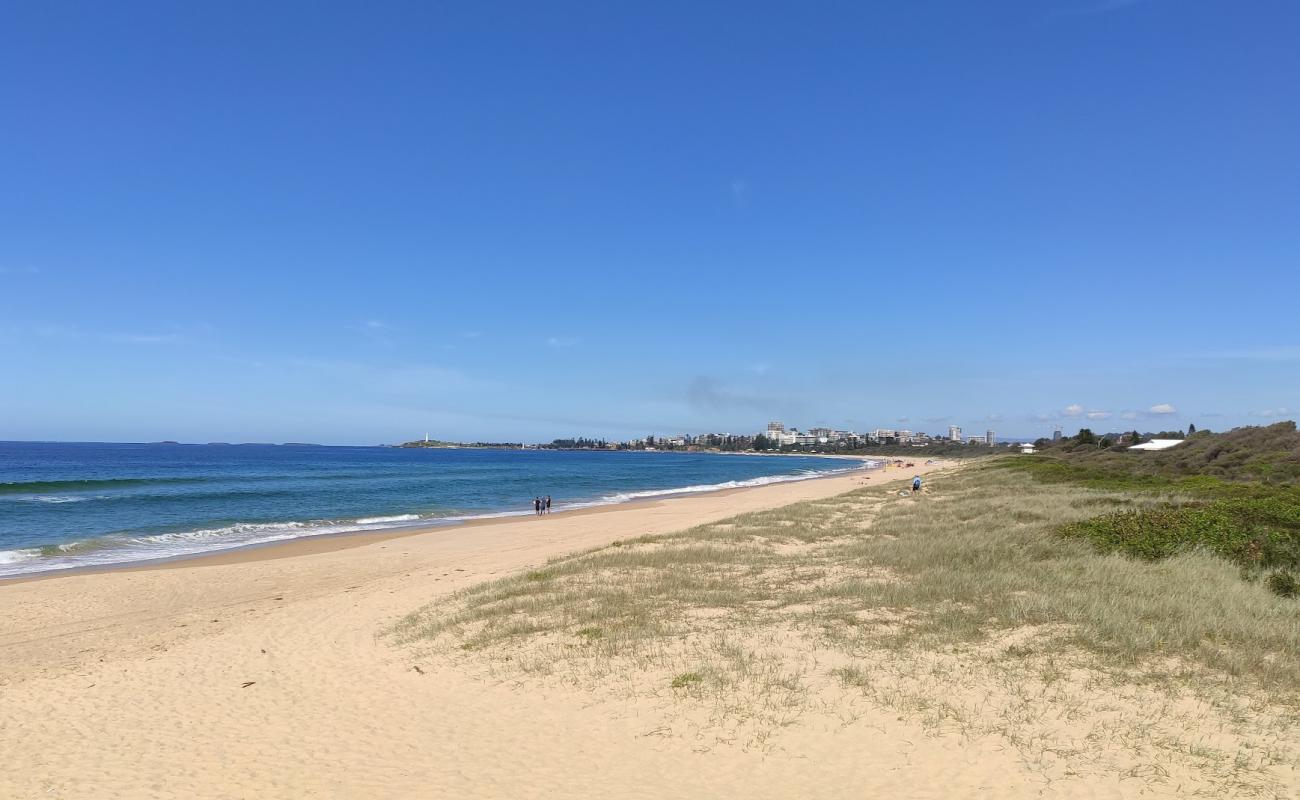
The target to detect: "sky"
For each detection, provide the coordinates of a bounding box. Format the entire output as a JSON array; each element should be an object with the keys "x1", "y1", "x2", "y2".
[{"x1": 2, "y1": 0, "x2": 1298, "y2": 445}]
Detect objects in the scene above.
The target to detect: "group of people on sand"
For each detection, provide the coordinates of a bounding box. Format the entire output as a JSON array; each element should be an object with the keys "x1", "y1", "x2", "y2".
[{"x1": 532, "y1": 495, "x2": 552, "y2": 515}]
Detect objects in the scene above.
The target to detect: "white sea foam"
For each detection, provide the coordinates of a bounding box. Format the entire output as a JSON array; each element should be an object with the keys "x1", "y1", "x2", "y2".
[
  {"x1": 0, "y1": 548, "x2": 40, "y2": 565},
  {"x1": 595, "y1": 464, "x2": 865, "y2": 504},
  {"x1": 23, "y1": 495, "x2": 89, "y2": 504},
  {"x1": 441, "y1": 509, "x2": 536, "y2": 522},
  {"x1": 355, "y1": 513, "x2": 422, "y2": 525}
]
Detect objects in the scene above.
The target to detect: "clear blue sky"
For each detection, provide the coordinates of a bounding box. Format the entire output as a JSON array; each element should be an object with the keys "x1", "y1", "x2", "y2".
[{"x1": 2, "y1": 1, "x2": 1297, "y2": 444}]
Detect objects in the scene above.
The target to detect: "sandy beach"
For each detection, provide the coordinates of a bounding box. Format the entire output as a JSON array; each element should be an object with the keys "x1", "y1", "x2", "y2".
[
  {"x1": 4, "y1": 454, "x2": 1296, "y2": 799},
  {"x1": 1, "y1": 460, "x2": 960, "y2": 799}
]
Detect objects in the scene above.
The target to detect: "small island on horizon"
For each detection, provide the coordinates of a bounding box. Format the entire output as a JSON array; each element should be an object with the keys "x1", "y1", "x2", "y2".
[{"x1": 398, "y1": 438, "x2": 525, "y2": 449}]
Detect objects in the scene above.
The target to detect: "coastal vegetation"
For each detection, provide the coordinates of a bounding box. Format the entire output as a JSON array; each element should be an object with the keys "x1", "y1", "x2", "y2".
[
  {"x1": 1023, "y1": 420, "x2": 1299, "y2": 484},
  {"x1": 395, "y1": 442, "x2": 1300, "y2": 792},
  {"x1": 1005, "y1": 422, "x2": 1300, "y2": 594}
]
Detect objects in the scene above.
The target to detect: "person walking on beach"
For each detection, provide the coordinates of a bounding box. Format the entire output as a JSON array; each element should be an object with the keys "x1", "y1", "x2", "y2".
[
  {"x1": 912, "y1": 475, "x2": 922, "y2": 495},
  {"x1": 533, "y1": 496, "x2": 541, "y2": 516},
  {"x1": 545, "y1": 495, "x2": 552, "y2": 514}
]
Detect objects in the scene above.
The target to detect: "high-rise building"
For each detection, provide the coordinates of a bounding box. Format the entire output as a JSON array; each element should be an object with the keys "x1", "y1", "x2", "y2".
[
  {"x1": 985, "y1": 430, "x2": 995, "y2": 445},
  {"x1": 1053, "y1": 427, "x2": 1062, "y2": 441},
  {"x1": 949, "y1": 425, "x2": 962, "y2": 441},
  {"x1": 767, "y1": 421, "x2": 785, "y2": 435}
]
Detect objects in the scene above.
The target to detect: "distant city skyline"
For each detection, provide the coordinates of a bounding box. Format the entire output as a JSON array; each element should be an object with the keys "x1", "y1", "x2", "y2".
[
  {"x1": 2, "y1": 2, "x2": 1297, "y2": 445},
  {"x1": 0, "y1": 415, "x2": 1215, "y2": 449}
]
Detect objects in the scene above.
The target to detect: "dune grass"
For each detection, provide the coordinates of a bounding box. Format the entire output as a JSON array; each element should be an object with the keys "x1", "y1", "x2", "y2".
[
  {"x1": 394, "y1": 465, "x2": 1299, "y2": 687},
  {"x1": 391, "y1": 463, "x2": 1300, "y2": 790}
]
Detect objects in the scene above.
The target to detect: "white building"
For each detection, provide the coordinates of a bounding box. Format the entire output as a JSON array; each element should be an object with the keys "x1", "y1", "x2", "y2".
[
  {"x1": 985, "y1": 430, "x2": 995, "y2": 445},
  {"x1": 949, "y1": 425, "x2": 963, "y2": 441},
  {"x1": 1129, "y1": 439, "x2": 1184, "y2": 451}
]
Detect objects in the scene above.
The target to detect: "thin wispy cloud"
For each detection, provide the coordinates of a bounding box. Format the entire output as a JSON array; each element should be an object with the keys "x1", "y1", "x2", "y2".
[
  {"x1": 32, "y1": 324, "x2": 78, "y2": 339},
  {"x1": 1251, "y1": 407, "x2": 1293, "y2": 418},
  {"x1": 104, "y1": 333, "x2": 183, "y2": 345},
  {"x1": 348, "y1": 320, "x2": 396, "y2": 345},
  {"x1": 4, "y1": 324, "x2": 198, "y2": 345},
  {"x1": 730, "y1": 179, "x2": 750, "y2": 209},
  {"x1": 1035, "y1": 403, "x2": 1121, "y2": 422},
  {"x1": 280, "y1": 357, "x2": 486, "y2": 396},
  {"x1": 1053, "y1": 0, "x2": 1154, "y2": 17},
  {"x1": 686, "y1": 376, "x2": 800, "y2": 416},
  {"x1": 1108, "y1": 405, "x2": 1179, "y2": 421},
  {"x1": 546, "y1": 336, "x2": 580, "y2": 348},
  {"x1": 214, "y1": 354, "x2": 270, "y2": 370},
  {"x1": 1195, "y1": 345, "x2": 1300, "y2": 362}
]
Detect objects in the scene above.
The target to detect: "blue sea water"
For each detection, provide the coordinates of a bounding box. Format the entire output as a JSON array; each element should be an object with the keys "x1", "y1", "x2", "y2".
[{"x1": 0, "y1": 442, "x2": 869, "y2": 577}]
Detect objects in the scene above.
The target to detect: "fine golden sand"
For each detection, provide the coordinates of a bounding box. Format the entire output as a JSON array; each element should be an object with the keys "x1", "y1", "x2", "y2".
[
  {"x1": 0, "y1": 462, "x2": 922, "y2": 799},
  {"x1": 3, "y1": 458, "x2": 1297, "y2": 799}
]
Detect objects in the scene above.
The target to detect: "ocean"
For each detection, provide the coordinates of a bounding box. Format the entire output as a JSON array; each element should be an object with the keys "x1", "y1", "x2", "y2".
[{"x1": 0, "y1": 442, "x2": 869, "y2": 578}]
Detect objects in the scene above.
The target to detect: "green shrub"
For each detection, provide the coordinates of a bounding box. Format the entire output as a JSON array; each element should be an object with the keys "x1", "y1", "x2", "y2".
[
  {"x1": 1003, "y1": 423, "x2": 1300, "y2": 584},
  {"x1": 1267, "y1": 571, "x2": 1299, "y2": 598},
  {"x1": 1060, "y1": 496, "x2": 1300, "y2": 572}
]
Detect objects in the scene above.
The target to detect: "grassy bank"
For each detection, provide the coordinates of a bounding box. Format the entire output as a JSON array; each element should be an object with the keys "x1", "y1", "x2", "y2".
[
  {"x1": 396, "y1": 464, "x2": 1299, "y2": 687},
  {"x1": 1003, "y1": 423, "x2": 1300, "y2": 594},
  {"x1": 393, "y1": 462, "x2": 1300, "y2": 791}
]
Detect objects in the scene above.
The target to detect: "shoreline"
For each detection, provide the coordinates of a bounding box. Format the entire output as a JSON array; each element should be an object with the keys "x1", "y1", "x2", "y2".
[
  {"x1": 0, "y1": 457, "x2": 954, "y2": 798},
  {"x1": 0, "y1": 455, "x2": 889, "y2": 585}
]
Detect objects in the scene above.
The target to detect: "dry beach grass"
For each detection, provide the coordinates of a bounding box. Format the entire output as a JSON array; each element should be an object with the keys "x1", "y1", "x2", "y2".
[{"x1": 396, "y1": 464, "x2": 1300, "y2": 795}]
